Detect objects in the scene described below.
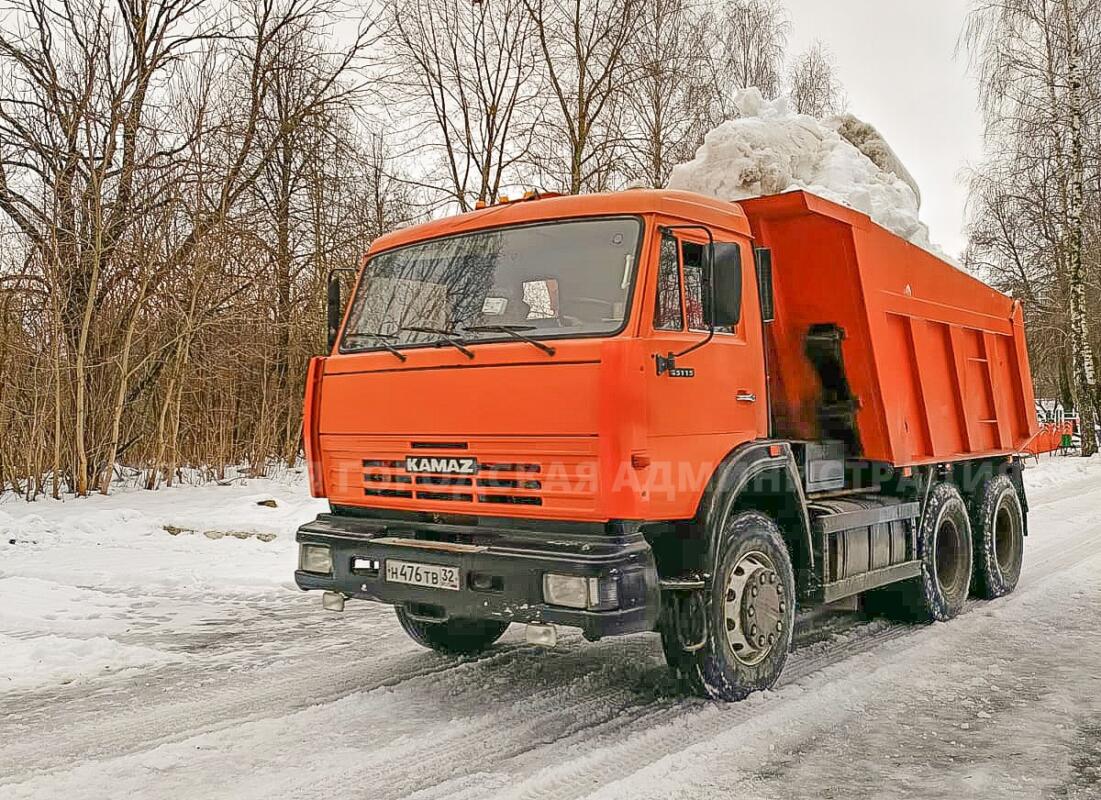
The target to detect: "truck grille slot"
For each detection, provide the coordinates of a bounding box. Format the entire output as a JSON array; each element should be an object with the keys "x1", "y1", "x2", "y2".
[
  {"x1": 480, "y1": 462, "x2": 540, "y2": 474},
  {"x1": 411, "y1": 441, "x2": 468, "y2": 450},
  {"x1": 415, "y1": 476, "x2": 473, "y2": 487},
  {"x1": 364, "y1": 488, "x2": 413, "y2": 498},
  {"x1": 417, "y1": 491, "x2": 475, "y2": 502},
  {"x1": 365, "y1": 473, "x2": 411, "y2": 484},
  {"x1": 478, "y1": 494, "x2": 542, "y2": 506},
  {"x1": 477, "y1": 478, "x2": 541, "y2": 489}
]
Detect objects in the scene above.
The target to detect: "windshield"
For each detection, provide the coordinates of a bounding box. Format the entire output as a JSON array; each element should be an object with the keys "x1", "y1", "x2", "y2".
[{"x1": 340, "y1": 217, "x2": 642, "y2": 352}]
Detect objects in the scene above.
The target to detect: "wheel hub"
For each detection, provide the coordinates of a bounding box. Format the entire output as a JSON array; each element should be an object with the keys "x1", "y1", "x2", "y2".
[{"x1": 723, "y1": 551, "x2": 785, "y2": 666}]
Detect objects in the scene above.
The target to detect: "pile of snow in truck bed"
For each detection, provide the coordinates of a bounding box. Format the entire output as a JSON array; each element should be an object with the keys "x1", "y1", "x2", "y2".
[{"x1": 667, "y1": 88, "x2": 937, "y2": 253}]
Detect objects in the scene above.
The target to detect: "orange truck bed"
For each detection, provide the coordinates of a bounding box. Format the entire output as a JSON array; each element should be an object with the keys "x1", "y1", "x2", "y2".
[{"x1": 741, "y1": 191, "x2": 1038, "y2": 467}]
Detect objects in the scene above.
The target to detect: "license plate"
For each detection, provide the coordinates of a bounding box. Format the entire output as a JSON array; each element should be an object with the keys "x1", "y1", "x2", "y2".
[{"x1": 385, "y1": 559, "x2": 461, "y2": 591}]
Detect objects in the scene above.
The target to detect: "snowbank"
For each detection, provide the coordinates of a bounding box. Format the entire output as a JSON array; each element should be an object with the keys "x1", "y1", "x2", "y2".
[
  {"x1": 667, "y1": 88, "x2": 937, "y2": 254},
  {"x1": 0, "y1": 474, "x2": 328, "y2": 695},
  {"x1": 1022, "y1": 452, "x2": 1101, "y2": 491},
  {"x1": 0, "y1": 633, "x2": 184, "y2": 693}
]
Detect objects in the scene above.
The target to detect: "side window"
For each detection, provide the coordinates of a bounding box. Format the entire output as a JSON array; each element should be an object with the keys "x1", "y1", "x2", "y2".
[
  {"x1": 654, "y1": 235, "x2": 683, "y2": 330},
  {"x1": 682, "y1": 242, "x2": 706, "y2": 331}
]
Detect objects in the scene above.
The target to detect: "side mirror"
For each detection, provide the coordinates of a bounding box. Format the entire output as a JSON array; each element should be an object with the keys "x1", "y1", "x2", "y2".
[
  {"x1": 327, "y1": 268, "x2": 357, "y2": 351},
  {"x1": 754, "y1": 247, "x2": 775, "y2": 323},
  {"x1": 709, "y1": 242, "x2": 743, "y2": 327}
]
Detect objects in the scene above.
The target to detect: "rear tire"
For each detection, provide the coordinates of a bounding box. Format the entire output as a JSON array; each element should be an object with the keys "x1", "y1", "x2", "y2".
[
  {"x1": 870, "y1": 482, "x2": 973, "y2": 622},
  {"x1": 970, "y1": 474, "x2": 1024, "y2": 598},
  {"x1": 395, "y1": 607, "x2": 510, "y2": 655},
  {"x1": 661, "y1": 511, "x2": 796, "y2": 702}
]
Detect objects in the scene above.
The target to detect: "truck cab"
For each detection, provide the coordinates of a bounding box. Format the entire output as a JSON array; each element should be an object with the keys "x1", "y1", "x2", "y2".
[{"x1": 296, "y1": 189, "x2": 1034, "y2": 701}]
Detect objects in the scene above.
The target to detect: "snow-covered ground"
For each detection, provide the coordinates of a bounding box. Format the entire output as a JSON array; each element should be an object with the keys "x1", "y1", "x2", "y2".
[{"x1": 2, "y1": 456, "x2": 1100, "y2": 799}]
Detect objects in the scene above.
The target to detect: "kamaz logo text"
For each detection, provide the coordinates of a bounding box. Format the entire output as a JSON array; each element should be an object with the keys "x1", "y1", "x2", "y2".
[{"x1": 404, "y1": 456, "x2": 478, "y2": 475}]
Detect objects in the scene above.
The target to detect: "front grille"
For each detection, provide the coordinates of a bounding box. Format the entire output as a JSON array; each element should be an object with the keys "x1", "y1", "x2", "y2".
[
  {"x1": 363, "y1": 458, "x2": 548, "y2": 507},
  {"x1": 324, "y1": 434, "x2": 598, "y2": 517}
]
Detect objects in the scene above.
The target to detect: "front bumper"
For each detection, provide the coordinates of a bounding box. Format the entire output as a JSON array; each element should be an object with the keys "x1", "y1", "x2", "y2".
[{"x1": 294, "y1": 513, "x2": 661, "y2": 639}]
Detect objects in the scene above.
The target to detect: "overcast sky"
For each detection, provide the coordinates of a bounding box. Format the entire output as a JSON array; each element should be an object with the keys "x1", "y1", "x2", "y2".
[{"x1": 783, "y1": 0, "x2": 984, "y2": 258}]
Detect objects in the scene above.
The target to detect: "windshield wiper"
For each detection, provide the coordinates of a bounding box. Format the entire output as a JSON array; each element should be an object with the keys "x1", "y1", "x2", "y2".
[
  {"x1": 400, "y1": 326, "x2": 475, "y2": 359},
  {"x1": 342, "y1": 332, "x2": 408, "y2": 362},
  {"x1": 462, "y1": 324, "x2": 556, "y2": 356}
]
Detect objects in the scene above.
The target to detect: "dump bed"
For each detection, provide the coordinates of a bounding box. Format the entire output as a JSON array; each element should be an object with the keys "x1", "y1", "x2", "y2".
[{"x1": 740, "y1": 191, "x2": 1038, "y2": 467}]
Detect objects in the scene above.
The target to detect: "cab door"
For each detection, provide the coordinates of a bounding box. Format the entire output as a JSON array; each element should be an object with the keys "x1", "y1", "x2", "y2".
[{"x1": 643, "y1": 226, "x2": 768, "y2": 518}]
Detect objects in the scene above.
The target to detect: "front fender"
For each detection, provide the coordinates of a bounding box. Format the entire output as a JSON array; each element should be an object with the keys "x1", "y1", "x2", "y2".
[{"x1": 696, "y1": 441, "x2": 815, "y2": 583}]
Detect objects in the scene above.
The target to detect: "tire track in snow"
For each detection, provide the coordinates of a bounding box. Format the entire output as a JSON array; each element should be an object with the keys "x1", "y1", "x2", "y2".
[{"x1": 0, "y1": 628, "x2": 545, "y2": 780}]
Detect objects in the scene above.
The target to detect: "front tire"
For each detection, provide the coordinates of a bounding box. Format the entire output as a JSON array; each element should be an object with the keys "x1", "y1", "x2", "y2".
[
  {"x1": 662, "y1": 511, "x2": 796, "y2": 702},
  {"x1": 970, "y1": 474, "x2": 1024, "y2": 598},
  {"x1": 395, "y1": 607, "x2": 510, "y2": 655}
]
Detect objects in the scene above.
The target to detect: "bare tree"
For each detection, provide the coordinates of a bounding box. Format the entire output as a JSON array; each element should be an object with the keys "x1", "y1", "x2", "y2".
[
  {"x1": 705, "y1": 0, "x2": 789, "y2": 120},
  {"x1": 787, "y1": 41, "x2": 845, "y2": 118},
  {"x1": 621, "y1": 0, "x2": 717, "y2": 187},
  {"x1": 385, "y1": 0, "x2": 538, "y2": 211},
  {"x1": 0, "y1": 0, "x2": 391, "y2": 495},
  {"x1": 522, "y1": 0, "x2": 642, "y2": 194},
  {"x1": 252, "y1": 12, "x2": 375, "y2": 465},
  {"x1": 0, "y1": 0, "x2": 223, "y2": 493}
]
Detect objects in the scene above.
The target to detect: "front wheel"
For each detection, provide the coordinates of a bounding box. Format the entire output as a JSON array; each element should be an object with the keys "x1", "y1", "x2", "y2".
[
  {"x1": 662, "y1": 511, "x2": 796, "y2": 702},
  {"x1": 395, "y1": 607, "x2": 510, "y2": 655}
]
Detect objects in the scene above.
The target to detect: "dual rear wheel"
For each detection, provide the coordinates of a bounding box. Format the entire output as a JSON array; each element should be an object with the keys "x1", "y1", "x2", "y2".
[
  {"x1": 970, "y1": 474, "x2": 1024, "y2": 599},
  {"x1": 873, "y1": 475, "x2": 1025, "y2": 622}
]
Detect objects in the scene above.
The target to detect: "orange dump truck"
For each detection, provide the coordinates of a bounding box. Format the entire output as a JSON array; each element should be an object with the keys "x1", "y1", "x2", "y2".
[{"x1": 296, "y1": 189, "x2": 1037, "y2": 701}]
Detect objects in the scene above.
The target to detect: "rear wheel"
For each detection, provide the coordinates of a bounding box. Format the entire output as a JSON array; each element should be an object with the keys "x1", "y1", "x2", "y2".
[
  {"x1": 395, "y1": 607, "x2": 510, "y2": 655},
  {"x1": 970, "y1": 474, "x2": 1024, "y2": 598},
  {"x1": 661, "y1": 511, "x2": 796, "y2": 702},
  {"x1": 870, "y1": 482, "x2": 972, "y2": 621}
]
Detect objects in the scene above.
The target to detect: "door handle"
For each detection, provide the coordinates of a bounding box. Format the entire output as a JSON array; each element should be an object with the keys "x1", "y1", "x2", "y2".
[{"x1": 736, "y1": 391, "x2": 757, "y2": 403}]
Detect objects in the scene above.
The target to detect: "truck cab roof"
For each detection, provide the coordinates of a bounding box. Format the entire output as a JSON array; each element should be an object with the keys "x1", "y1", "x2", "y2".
[{"x1": 368, "y1": 189, "x2": 754, "y2": 257}]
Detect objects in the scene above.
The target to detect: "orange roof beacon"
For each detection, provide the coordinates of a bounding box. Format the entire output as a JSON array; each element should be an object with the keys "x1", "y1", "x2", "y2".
[{"x1": 296, "y1": 189, "x2": 1038, "y2": 701}]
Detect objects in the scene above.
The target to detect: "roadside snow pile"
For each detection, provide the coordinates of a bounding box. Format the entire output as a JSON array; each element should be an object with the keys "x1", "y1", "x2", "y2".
[
  {"x1": 1023, "y1": 452, "x2": 1101, "y2": 491},
  {"x1": 0, "y1": 633, "x2": 184, "y2": 693},
  {"x1": 667, "y1": 88, "x2": 936, "y2": 253},
  {"x1": 0, "y1": 475, "x2": 328, "y2": 695}
]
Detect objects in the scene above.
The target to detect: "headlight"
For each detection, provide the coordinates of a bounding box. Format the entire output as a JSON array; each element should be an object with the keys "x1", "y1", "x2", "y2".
[
  {"x1": 542, "y1": 573, "x2": 619, "y2": 611},
  {"x1": 299, "y1": 543, "x2": 333, "y2": 575}
]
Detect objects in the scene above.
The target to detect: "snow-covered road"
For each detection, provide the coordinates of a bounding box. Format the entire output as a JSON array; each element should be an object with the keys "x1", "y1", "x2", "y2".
[{"x1": 2, "y1": 458, "x2": 1100, "y2": 799}]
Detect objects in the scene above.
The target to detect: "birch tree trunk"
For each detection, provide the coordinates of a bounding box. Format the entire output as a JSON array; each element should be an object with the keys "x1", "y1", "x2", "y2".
[{"x1": 1062, "y1": 0, "x2": 1098, "y2": 455}]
